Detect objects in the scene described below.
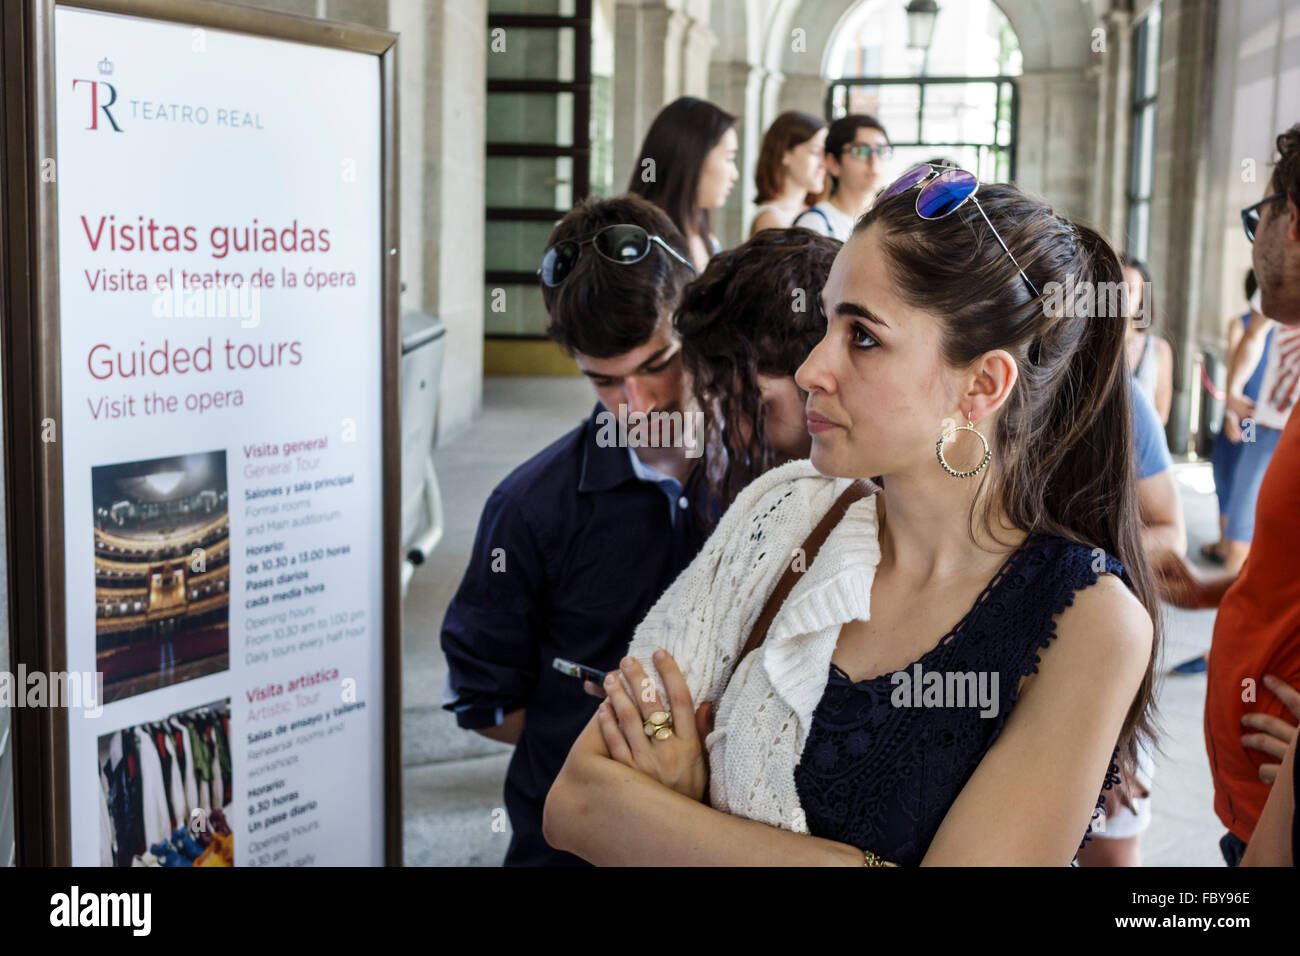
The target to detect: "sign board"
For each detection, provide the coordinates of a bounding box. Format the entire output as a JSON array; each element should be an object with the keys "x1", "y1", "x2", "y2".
[{"x1": 3, "y1": 0, "x2": 401, "y2": 866}]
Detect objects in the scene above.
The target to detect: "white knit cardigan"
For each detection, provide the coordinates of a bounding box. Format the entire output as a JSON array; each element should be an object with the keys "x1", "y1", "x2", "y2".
[{"x1": 624, "y1": 458, "x2": 881, "y2": 834}]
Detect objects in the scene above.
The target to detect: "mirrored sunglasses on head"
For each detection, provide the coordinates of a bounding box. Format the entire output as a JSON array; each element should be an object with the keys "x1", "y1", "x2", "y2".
[
  {"x1": 538, "y1": 223, "x2": 695, "y2": 287},
  {"x1": 880, "y1": 162, "x2": 1040, "y2": 299}
]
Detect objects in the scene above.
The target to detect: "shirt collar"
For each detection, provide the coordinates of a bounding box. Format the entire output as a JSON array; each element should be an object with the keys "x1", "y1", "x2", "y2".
[
  {"x1": 576, "y1": 403, "x2": 706, "y2": 512},
  {"x1": 578, "y1": 404, "x2": 637, "y2": 493},
  {"x1": 626, "y1": 442, "x2": 680, "y2": 490},
  {"x1": 626, "y1": 443, "x2": 688, "y2": 524}
]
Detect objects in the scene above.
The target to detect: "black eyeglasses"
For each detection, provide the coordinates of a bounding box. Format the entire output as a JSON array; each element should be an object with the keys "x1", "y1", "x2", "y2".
[
  {"x1": 843, "y1": 144, "x2": 893, "y2": 162},
  {"x1": 1241, "y1": 193, "x2": 1286, "y2": 243},
  {"x1": 537, "y1": 224, "x2": 695, "y2": 287}
]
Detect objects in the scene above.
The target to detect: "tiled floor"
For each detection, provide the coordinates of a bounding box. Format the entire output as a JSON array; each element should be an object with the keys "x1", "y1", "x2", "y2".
[{"x1": 402, "y1": 376, "x2": 1228, "y2": 866}]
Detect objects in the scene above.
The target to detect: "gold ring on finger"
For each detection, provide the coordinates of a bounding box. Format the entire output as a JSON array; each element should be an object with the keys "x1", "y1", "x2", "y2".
[{"x1": 642, "y1": 710, "x2": 672, "y2": 737}]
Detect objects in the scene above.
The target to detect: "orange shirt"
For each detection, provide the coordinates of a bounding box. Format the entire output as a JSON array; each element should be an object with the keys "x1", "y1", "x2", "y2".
[{"x1": 1205, "y1": 410, "x2": 1300, "y2": 842}]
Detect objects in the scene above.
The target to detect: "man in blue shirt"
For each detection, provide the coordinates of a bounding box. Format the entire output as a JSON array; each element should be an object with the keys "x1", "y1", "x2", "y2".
[{"x1": 440, "y1": 195, "x2": 707, "y2": 865}]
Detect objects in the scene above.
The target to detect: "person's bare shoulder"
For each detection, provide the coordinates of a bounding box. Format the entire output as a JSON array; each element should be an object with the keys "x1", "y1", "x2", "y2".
[{"x1": 1049, "y1": 572, "x2": 1153, "y2": 678}]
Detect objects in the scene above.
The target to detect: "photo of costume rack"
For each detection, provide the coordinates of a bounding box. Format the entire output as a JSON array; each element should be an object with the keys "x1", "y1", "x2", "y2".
[{"x1": 98, "y1": 699, "x2": 234, "y2": 867}]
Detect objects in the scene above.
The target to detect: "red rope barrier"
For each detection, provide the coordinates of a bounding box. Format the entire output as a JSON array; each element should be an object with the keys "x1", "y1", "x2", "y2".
[{"x1": 1199, "y1": 358, "x2": 1226, "y2": 403}]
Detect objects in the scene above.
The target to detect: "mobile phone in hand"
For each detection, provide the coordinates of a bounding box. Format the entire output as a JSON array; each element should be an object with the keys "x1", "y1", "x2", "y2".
[
  {"x1": 552, "y1": 656, "x2": 610, "y2": 699},
  {"x1": 552, "y1": 656, "x2": 608, "y2": 684}
]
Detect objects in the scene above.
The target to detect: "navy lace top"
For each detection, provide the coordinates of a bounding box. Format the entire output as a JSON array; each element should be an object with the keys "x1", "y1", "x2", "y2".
[{"x1": 792, "y1": 533, "x2": 1129, "y2": 866}]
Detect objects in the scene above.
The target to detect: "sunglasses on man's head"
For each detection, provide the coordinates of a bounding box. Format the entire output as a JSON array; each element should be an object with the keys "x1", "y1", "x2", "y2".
[
  {"x1": 880, "y1": 162, "x2": 1041, "y2": 299},
  {"x1": 1241, "y1": 193, "x2": 1286, "y2": 243},
  {"x1": 537, "y1": 224, "x2": 695, "y2": 288}
]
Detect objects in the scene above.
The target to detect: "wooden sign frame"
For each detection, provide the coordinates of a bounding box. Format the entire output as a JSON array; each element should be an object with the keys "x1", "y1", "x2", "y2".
[{"x1": 0, "y1": 0, "x2": 402, "y2": 866}]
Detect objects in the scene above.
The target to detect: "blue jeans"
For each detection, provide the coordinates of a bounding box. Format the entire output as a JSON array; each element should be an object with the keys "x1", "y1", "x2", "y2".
[
  {"x1": 1222, "y1": 423, "x2": 1284, "y2": 543},
  {"x1": 1211, "y1": 427, "x2": 1242, "y2": 518},
  {"x1": 1219, "y1": 830, "x2": 1247, "y2": 867}
]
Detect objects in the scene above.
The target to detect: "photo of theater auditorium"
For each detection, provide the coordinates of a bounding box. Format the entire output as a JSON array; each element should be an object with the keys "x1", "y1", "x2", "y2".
[{"x1": 94, "y1": 451, "x2": 230, "y2": 703}]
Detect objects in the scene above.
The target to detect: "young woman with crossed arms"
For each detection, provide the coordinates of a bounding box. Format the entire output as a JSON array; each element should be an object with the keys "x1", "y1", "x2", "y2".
[{"x1": 544, "y1": 171, "x2": 1159, "y2": 866}]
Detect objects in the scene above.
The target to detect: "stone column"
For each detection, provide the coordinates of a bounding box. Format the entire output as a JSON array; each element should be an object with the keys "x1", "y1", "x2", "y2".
[
  {"x1": 759, "y1": 69, "x2": 784, "y2": 132},
  {"x1": 612, "y1": 1, "x2": 715, "y2": 201},
  {"x1": 680, "y1": 16, "x2": 715, "y2": 102},
  {"x1": 613, "y1": 2, "x2": 670, "y2": 186},
  {"x1": 1013, "y1": 71, "x2": 1097, "y2": 220},
  {"x1": 613, "y1": 3, "x2": 651, "y2": 187},
  {"x1": 1147, "y1": 0, "x2": 1216, "y2": 453},
  {"x1": 662, "y1": 7, "x2": 688, "y2": 103},
  {"x1": 709, "y1": 58, "x2": 766, "y2": 248},
  {"x1": 390, "y1": 0, "x2": 487, "y2": 440},
  {"x1": 240, "y1": 0, "x2": 485, "y2": 439},
  {"x1": 777, "y1": 72, "x2": 829, "y2": 119},
  {"x1": 1091, "y1": 9, "x2": 1133, "y2": 244}
]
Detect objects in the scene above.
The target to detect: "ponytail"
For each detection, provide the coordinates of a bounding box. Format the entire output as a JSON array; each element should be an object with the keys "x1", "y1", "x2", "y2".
[
  {"x1": 858, "y1": 186, "x2": 1162, "y2": 783},
  {"x1": 1016, "y1": 224, "x2": 1162, "y2": 778}
]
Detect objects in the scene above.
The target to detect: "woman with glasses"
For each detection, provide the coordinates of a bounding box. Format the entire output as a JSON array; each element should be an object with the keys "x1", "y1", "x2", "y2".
[
  {"x1": 748, "y1": 111, "x2": 828, "y2": 237},
  {"x1": 628, "y1": 97, "x2": 739, "y2": 272},
  {"x1": 545, "y1": 167, "x2": 1160, "y2": 866},
  {"x1": 793, "y1": 114, "x2": 892, "y2": 241}
]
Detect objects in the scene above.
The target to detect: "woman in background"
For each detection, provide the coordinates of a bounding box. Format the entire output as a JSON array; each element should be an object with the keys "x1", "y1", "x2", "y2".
[
  {"x1": 1121, "y1": 255, "x2": 1173, "y2": 425},
  {"x1": 1203, "y1": 269, "x2": 1274, "y2": 568},
  {"x1": 1191, "y1": 266, "x2": 1300, "y2": 578},
  {"x1": 628, "y1": 97, "x2": 739, "y2": 271},
  {"x1": 676, "y1": 228, "x2": 841, "y2": 521},
  {"x1": 794, "y1": 114, "x2": 891, "y2": 241},
  {"x1": 749, "y1": 111, "x2": 827, "y2": 236}
]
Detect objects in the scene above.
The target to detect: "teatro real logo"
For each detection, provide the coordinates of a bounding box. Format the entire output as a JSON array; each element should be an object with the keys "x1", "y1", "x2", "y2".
[
  {"x1": 72, "y1": 57, "x2": 266, "y2": 133},
  {"x1": 71, "y1": 58, "x2": 121, "y2": 132}
]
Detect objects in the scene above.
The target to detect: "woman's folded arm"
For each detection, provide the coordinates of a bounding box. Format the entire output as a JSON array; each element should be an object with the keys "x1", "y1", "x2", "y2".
[{"x1": 543, "y1": 710, "x2": 863, "y2": 866}]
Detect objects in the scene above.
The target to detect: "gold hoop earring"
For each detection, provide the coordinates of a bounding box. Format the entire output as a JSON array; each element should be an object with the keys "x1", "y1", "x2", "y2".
[{"x1": 936, "y1": 416, "x2": 991, "y2": 478}]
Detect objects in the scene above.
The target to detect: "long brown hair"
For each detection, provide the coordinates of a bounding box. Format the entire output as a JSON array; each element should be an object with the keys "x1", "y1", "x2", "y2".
[
  {"x1": 856, "y1": 184, "x2": 1161, "y2": 781},
  {"x1": 754, "y1": 110, "x2": 826, "y2": 206},
  {"x1": 675, "y1": 228, "x2": 839, "y2": 520},
  {"x1": 627, "y1": 97, "x2": 735, "y2": 248}
]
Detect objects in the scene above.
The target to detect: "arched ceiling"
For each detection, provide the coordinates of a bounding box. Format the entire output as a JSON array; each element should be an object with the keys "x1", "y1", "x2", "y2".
[{"x1": 758, "y1": 0, "x2": 1101, "y2": 76}]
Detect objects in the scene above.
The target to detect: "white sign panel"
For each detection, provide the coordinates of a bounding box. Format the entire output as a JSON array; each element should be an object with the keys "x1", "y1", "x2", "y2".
[{"x1": 54, "y1": 6, "x2": 385, "y2": 867}]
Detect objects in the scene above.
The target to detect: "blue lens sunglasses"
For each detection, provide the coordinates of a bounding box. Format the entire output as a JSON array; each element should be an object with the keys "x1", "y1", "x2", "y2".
[{"x1": 881, "y1": 163, "x2": 1041, "y2": 299}]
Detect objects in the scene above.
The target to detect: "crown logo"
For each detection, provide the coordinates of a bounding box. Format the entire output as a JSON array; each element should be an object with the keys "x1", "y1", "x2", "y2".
[{"x1": 97, "y1": 57, "x2": 113, "y2": 76}]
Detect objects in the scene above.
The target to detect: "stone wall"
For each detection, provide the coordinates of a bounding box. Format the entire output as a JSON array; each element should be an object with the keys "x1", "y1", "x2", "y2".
[{"x1": 244, "y1": 0, "x2": 486, "y2": 443}]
